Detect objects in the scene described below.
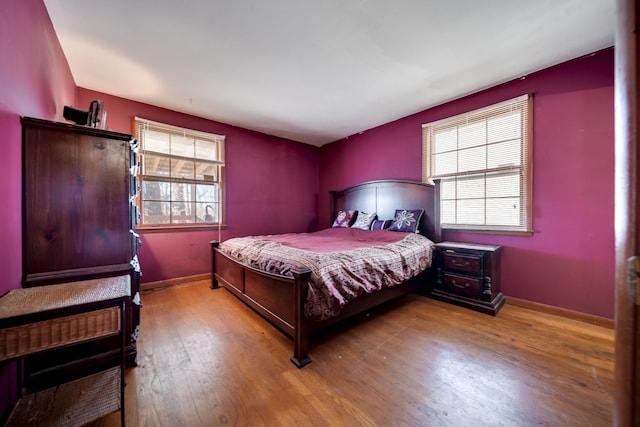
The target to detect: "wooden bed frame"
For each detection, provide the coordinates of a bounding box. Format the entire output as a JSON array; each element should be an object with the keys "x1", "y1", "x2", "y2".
[{"x1": 210, "y1": 179, "x2": 441, "y2": 367}]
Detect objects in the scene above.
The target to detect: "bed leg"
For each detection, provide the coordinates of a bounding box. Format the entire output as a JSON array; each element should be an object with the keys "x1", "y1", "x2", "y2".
[
  {"x1": 291, "y1": 354, "x2": 312, "y2": 368},
  {"x1": 210, "y1": 240, "x2": 220, "y2": 289},
  {"x1": 291, "y1": 269, "x2": 312, "y2": 368},
  {"x1": 291, "y1": 319, "x2": 311, "y2": 368}
]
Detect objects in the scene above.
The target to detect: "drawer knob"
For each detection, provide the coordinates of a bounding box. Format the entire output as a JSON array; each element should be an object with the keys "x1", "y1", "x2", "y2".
[{"x1": 451, "y1": 259, "x2": 470, "y2": 267}]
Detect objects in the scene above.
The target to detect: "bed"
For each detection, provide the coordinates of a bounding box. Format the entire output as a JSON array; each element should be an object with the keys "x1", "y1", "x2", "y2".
[{"x1": 210, "y1": 179, "x2": 441, "y2": 367}]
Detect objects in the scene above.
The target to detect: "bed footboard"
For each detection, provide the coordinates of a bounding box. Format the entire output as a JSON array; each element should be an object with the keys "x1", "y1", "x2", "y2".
[{"x1": 210, "y1": 241, "x2": 313, "y2": 367}]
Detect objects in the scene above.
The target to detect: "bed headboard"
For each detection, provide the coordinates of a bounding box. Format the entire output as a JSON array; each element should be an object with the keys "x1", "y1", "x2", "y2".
[{"x1": 329, "y1": 179, "x2": 441, "y2": 243}]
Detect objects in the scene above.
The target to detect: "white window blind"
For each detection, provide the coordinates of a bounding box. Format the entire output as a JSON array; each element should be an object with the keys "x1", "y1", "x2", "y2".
[
  {"x1": 134, "y1": 117, "x2": 225, "y2": 227},
  {"x1": 422, "y1": 95, "x2": 532, "y2": 233}
]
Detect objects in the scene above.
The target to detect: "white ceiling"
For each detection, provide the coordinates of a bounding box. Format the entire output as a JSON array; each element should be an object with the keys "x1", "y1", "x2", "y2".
[{"x1": 43, "y1": 0, "x2": 615, "y2": 147}]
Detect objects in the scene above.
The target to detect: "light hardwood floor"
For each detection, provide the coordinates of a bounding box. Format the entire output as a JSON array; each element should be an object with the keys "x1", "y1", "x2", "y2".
[{"x1": 93, "y1": 279, "x2": 614, "y2": 427}]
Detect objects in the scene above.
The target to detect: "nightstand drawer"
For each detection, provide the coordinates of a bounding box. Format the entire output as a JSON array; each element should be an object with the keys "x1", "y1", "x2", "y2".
[
  {"x1": 443, "y1": 252, "x2": 481, "y2": 275},
  {"x1": 442, "y1": 272, "x2": 482, "y2": 298}
]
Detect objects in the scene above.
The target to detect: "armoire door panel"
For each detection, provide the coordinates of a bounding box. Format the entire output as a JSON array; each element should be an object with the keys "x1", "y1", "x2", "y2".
[{"x1": 23, "y1": 121, "x2": 132, "y2": 274}]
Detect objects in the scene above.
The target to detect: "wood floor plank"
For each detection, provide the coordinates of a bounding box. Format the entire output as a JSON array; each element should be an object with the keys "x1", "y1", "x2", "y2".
[{"x1": 90, "y1": 279, "x2": 614, "y2": 427}]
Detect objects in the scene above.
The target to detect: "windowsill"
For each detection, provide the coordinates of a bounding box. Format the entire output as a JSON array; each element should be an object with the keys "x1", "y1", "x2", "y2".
[
  {"x1": 136, "y1": 224, "x2": 228, "y2": 233},
  {"x1": 442, "y1": 227, "x2": 534, "y2": 237}
]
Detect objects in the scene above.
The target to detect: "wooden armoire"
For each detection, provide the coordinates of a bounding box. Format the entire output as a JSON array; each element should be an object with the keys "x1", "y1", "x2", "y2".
[{"x1": 20, "y1": 117, "x2": 141, "y2": 390}]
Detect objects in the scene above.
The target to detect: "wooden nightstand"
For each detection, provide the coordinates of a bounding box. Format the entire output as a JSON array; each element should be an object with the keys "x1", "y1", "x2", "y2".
[{"x1": 431, "y1": 242, "x2": 504, "y2": 315}]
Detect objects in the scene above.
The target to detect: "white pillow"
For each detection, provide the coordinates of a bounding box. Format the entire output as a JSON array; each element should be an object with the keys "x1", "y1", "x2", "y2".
[{"x1": 351, "y1": 212, "x2": 377, "y2": 230}]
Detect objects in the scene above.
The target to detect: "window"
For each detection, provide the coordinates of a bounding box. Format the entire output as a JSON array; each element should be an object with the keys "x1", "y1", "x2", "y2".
[
  {"x1": 422, "y1": 95, "x2": 532, "y2": 233},
  {"x1": 134, "y1": 117, "x2": 225, "y2": 228}
]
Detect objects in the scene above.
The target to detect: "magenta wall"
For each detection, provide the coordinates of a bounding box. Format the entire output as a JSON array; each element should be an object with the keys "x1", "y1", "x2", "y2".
[
  {"x1": 320, "y1": 48, "x2": 615, "y2": 319},
  {"x1": 0, "y1": 0, "x2": 77, "y2": 415},
  {"x1": 77, "y1": 89, "x2": 320, "y2": 284}
]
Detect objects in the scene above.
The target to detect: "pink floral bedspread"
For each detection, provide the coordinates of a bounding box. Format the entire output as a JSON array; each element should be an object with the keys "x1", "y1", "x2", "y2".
[{"x1": 218, "y1": 228, "x2": 435, "y2": 320}]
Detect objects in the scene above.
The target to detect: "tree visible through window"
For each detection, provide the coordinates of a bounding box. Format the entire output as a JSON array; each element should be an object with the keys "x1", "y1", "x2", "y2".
[
  {"x1": 134, "y1": 117, "x2": 225, "y2": 227},
  {"x1": 422, "y1": 95, "x2": 532, "y2": 233}
]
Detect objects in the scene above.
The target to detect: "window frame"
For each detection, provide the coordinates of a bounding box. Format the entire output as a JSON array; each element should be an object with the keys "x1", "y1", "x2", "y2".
[
  {"x1": 133, "y1": 117, "x2": 226, "y2": 231},
  {"x1": 422, "y1": 94, "x2": 533, "y2": 235}
]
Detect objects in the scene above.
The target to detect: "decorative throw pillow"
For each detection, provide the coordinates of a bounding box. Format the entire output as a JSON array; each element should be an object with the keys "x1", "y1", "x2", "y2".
[
  {"x1": 388, "y1": 209, "x2": 424, "y2": 233},
  {"x1": 332, "y1": 210, "x2": 357, "y2": 228},
  {"x1": 351, "y1": 212, "x2": 377, "y2": 230},
  {"x1": 370, "y1": 219, "x2": 393, "y2": 231}
]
